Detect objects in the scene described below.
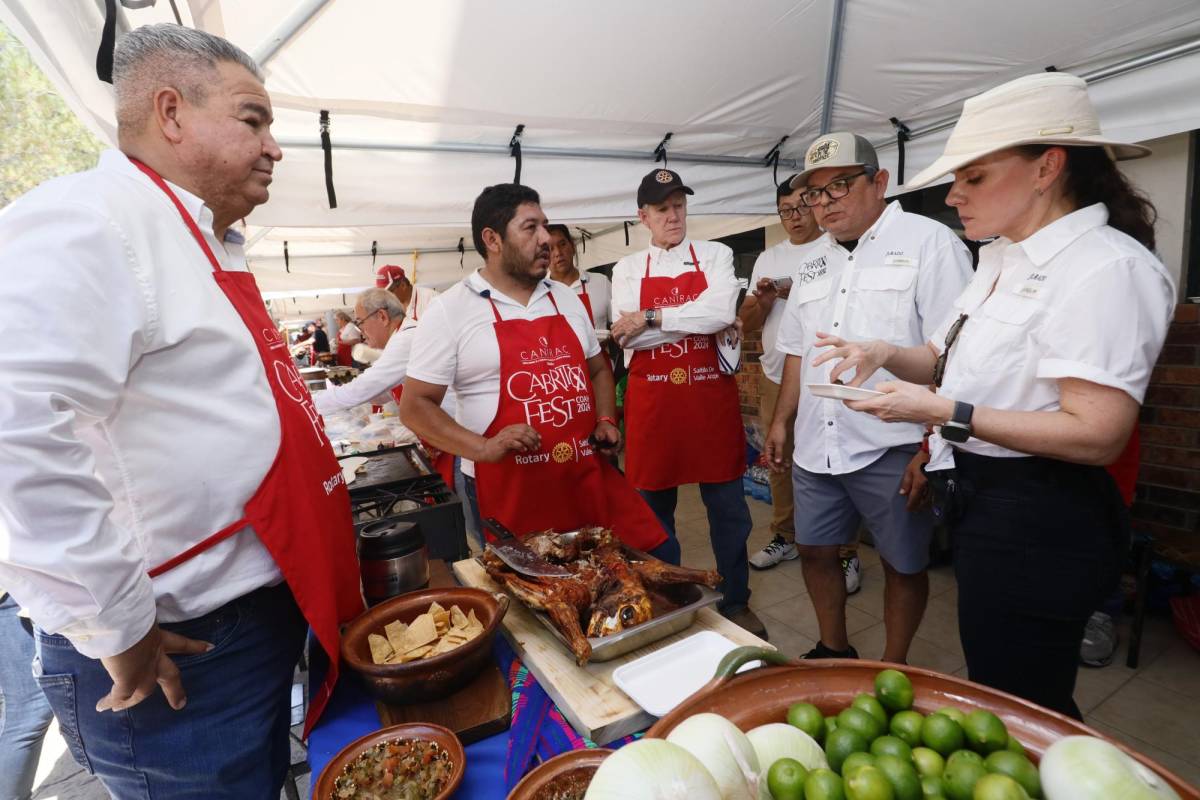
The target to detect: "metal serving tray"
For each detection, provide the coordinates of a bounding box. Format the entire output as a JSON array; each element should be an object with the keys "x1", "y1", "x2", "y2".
[{"x1": 524, "y1": 578, "x2": 723, "y2": 663}]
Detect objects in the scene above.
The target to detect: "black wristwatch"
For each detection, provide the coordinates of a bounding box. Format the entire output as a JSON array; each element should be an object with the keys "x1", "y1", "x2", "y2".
[
  {"x1": 940, "y1": 401, "x2": 974, "y2": 444},
  {"x1": 644, "y1": 308, "x2": 658, "y2": 327}
]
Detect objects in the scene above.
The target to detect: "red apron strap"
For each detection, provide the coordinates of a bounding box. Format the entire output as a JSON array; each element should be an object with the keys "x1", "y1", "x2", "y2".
[
  {"x1": 546, "y1": 292, "x2": 561, "y2": 315},
  {"x1": 579, "y1": 279, "x2": 589, "y2": 297},
  {"x1": 147, "y1": 516, "x2": 249, "y2": 578},
  {"x1": 688, "y1": 243, "x2": 701, "y2": 272},
  {"x1": 644, "y1": 252, "x2": 652, "y2": 279},
  {"x1": 128, "y1": 158, "x2": 224, "y2": 273},
  {"x1": 486, "y1": 295, "x2": 503, "y2": 323}
]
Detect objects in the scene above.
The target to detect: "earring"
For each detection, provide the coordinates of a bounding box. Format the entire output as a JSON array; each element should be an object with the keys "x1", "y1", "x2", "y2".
[{"x1": 1035, "y1": 187, "x2": 1044, "y2": 197}]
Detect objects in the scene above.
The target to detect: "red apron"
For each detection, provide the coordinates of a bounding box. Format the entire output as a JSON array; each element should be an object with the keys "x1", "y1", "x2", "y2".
[
  {"x1": 624, "y1": 244, "x2": 745, "y2": 491},
  {"x1": 131, "y1": 160, "x2": 364, "y2": 737},
  {"x1": 577, "y1": 280, "x2": 596, "y2": 326},
  {"x1": 472, "y1": 294, "x2": 666, "y2": 551},
  {"x1": 336, "y1": 339, "x2": 355, "y2": 366}
]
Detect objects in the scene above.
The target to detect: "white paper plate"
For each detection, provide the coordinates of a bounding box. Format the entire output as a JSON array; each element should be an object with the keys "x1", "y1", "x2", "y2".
[
  {"x1": 807, "y1": 383, "x2": 884, "y2": 401},
  {"x1": 612, "y1": 631, "x2": 762, "y2": 717},
  {"x1": 338, "y1": 456, "x2": 369, "y2": 485}
]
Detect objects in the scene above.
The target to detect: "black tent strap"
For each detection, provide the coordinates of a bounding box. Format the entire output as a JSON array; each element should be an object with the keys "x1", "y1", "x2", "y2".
[
  {"x1": 96, "y1": 0, "x2": 117, "y2": 83},
  {"x1": 654, "y1": 132, "x2": 673, "y2": 166},
  {"x1": 342, "y1": 293, "x2": 347, "y2": 305},
  {"x1": 763, "y1": 135, "x2": 789, "y2": 187},
  {"x1": 284, "y1": 241, "x2": 290, "y2": 273},
  {"x1": 623, "y1": 221, "x2": 632, "y2": 246},
  {"x1": 457, "y1": 237, "x2": 465, "y2": 269},
  {"x1": 320, "y1": 110, "x2": 338, "y2": 209},
  {"x1": 371, "y1": 240, "x2": 378, "y2": 266},
  {"x1": 889, "y1": 117, "x2": 912, "y2": 185},
  {"x1": 509, "y1": 124, "x2": 525, "y2": 184},
  {"x1": 575, "y1": 228, "x2": 593, "y2": 254}
]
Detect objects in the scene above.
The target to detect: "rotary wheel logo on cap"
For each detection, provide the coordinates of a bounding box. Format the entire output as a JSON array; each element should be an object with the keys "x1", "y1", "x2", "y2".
[
  {"x1": 669, "y1": 367, "x2": 688, "y2": 385},
  {"x1": 809, "y1": 138, "x2": 839, "y2": 164},
  {"x1": 655, "y1": 170, "x2": 674, "y2": 184},
  {"x1": 551, "y1": 442, "x2": 574, "y2": 463}
]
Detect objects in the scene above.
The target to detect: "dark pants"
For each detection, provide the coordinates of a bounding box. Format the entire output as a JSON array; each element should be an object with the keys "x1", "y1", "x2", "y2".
[
  {"x1": 639, "y1": 478, "x2": 752, "y2": 609},
  {"x1": 34, "y1": 583, "x2": 306, "y2": 800},
  {"x1": 949, "y1": 452, "x2": 1128, "y2": 719}
]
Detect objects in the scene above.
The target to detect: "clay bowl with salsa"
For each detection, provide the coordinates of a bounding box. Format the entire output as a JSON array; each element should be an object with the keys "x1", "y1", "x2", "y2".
[
  {"x1": 506, "y1": 748, "x2": 613, "y2": 800},
  {"x1": 315, "y1": 722, "x2": 465, "y2": 800},
  {"x1": 342, "y1": 587, "x2": 509, "y2": 705}
]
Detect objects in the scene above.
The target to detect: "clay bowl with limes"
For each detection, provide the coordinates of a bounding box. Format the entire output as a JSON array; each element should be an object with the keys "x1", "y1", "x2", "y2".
[
  {"x1": 645, "y1": 647, "x2": 1199, "y2": 799},
  {"x1": 341, "y1": 586, "x2": 509, "y2": 705}
]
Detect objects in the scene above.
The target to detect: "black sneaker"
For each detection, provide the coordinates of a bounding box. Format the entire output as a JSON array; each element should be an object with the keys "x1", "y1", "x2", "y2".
[{"x1": 802, "y1": 641, "x2": 859, "y2": 659}]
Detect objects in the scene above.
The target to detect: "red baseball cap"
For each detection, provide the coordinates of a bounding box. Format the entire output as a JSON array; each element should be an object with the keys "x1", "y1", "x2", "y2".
[{"x1": 375, "y1": 264, "x2": 406, "y2": 288}]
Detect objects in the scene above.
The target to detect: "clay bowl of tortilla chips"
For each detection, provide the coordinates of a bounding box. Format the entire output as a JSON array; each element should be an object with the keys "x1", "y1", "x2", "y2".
[{"x1": 342, "y1": 587, "x2": 509, "y2": 705}]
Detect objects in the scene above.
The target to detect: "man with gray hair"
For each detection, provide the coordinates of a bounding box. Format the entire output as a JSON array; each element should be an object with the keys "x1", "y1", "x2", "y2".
[
  {"x1": 0, "y1": 23, "x2": 362, "y2": 798},
  {"x1": 314, "y1": 288, "x2": 408, "y2": 414}
]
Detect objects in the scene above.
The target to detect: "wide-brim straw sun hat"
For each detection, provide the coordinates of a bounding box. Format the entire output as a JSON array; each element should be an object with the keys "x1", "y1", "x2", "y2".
[{"x1": 906, "y1": 72, "x2": 1150, "y2": 189}]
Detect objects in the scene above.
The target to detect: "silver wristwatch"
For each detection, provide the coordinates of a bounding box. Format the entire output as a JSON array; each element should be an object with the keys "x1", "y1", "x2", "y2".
[{"x1": 644, "y1": 308, "x2": 658, "y2": 327}]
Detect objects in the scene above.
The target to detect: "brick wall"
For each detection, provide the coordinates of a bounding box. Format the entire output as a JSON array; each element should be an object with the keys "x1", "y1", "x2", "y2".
[{"x1": 1134, "y1": 304, "x2": 1200, "y2": 541}]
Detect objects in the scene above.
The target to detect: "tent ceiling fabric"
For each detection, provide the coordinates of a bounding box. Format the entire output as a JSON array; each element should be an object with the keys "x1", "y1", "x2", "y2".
[{"x1": 4, "y1": 0, "x2": 1200, "y2": 311}]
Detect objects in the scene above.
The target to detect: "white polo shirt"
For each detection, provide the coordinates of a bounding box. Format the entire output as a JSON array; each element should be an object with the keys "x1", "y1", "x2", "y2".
[
  {"x1": 929, "y1": 203, "x2": 1175, "y2": 469},
  {"x1": 398, "y1": 286, "x2": 439, "y2": 332},
  {"x1": 749, "y1": 238, "x2": 825, "y2": 383},
  {"x1": 0, "y1": 150, "x2": 283, "y2": 658},
  {"x1": 555, "y1": 271, "x2": 612, "y2": 332},
  {"x1": 776, "y1": 201, "x2": 973, "y2": 474},
  {"x1": 610, "y1": 238, "x2": 740, "y2": 364},
  {"x1": 406, "y1": 271, "x2": 600, "y2": 477}
]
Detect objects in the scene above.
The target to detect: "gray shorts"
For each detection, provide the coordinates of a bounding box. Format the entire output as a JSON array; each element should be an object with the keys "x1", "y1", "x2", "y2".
[{"x1": 792, "y1": 446, "x2": 933, "y2": 574}]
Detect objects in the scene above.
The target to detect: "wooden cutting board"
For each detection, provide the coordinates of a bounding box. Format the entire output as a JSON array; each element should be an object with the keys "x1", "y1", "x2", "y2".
[
  {"x1": 376, "y1": 661, "x2": 510, "y2": 745},
  {"x1": 452, "y1": 558, "x2": 771, "y2": 745}
]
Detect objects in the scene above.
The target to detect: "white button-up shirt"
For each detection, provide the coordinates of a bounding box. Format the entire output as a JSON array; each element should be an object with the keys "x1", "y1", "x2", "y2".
[
  {"x1": 610, "y1": 238, "x2": 740, "y2": 365},
  {"x1": 555, "y1": 271, "x2": 612, "y2": 333},
  {"x1": 929, "y1": 203, "x2": 1176, "y2": 469},
  {"x1": 406, "y1": 272, "x2": 600, "y2": 477},
  {"x1": 776, "y1": 201, "x2": 973, "y2": 474},
  {"x1": 0, "y1": 150, "x2": 283, "y2": 658},
  {"x1": 750, "y1": 238, "x2": 825, "y2": 383}
]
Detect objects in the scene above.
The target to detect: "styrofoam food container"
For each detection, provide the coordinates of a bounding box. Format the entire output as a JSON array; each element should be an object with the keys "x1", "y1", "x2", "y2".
[{"x1": 612, "y1": 630, "x2": 764, "y2": 717}]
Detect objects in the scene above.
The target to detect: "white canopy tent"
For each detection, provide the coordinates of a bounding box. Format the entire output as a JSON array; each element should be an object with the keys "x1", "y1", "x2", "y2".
[{"x1": 4, "y1": 0, "x2": 1200, "y2": 317}]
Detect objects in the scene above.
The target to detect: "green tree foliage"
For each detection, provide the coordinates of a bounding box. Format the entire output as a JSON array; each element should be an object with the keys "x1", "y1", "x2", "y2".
[{"x1": 1, "y1": 22, "x2": 104, "y2": 207}]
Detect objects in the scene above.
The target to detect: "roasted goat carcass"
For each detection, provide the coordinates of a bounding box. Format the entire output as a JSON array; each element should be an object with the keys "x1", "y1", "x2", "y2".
[{"x1": 482, "y1": 528, "x2": 721, "y2": 664}]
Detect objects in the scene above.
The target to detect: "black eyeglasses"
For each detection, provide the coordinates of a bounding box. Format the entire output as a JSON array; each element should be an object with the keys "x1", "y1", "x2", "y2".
[
  {"x1": 778, "y1": 205, "x2": 811, "y2": 220},
  {"x1": 799, "y1": 170, "x2": 870, "y2": 208},
  {"x1": 353, "y1": 309, "x2": 383, "y2": 328},
  {"x1": 932, "y1": 313, "x2": 968, "y2": 389}
]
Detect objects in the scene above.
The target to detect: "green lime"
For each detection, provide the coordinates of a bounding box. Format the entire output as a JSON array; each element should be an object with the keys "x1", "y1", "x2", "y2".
[
  {"x1": 984, "y1": 751, "x2": 1040, "y2": 798},
  {"x1": 890, "y1": 710, "x2": 925, "y2": 747},
  {"x1": 912, "y1": 747, "x2": 946, "y2": 779},
  {"x1": 971, "y1": 773, "x2": 1030, "y2": 800},
  {"x1": 768, "y1": 756, "x2": 810, "y2": 800},
  {"x1": 920, "y1": 713, "x2": 965, "y2": 756},
  {"x1": 1004, "y1": 735, "x2": 1025, "y2": 756},
  {"x1": 845, "y1": 765, "x2": 896, "y2": 800},
  {"x1": 806, "y1": 767, "x2": 847, "y2": 800},
  {"x1": 789, "y1": 702, "x2": 828, "y2": 742},
  {"x1": 946, "y1": 751, "x2": 985, "y2": 771},
  {"x1": 828, "y1": 716, "x2": 840, "y2": 736},
  {"x1": 874, "y1": 754, "x2": 923, "y2": 800},
  {"x1": 922, "y1": 775, "x2": 947, "y2": 799},
  {"x1": 826, "y1": 727, "x2": 870, "y2": 774},
  {"x1": 871, "y1": 735, "x2": 914, "y2": 761},
  {"x1": 962, "y1": 711, "x2": 1008, "y2": 755},
  {"x1": 839, "y1": 706, "x2": 886, "y2": 743},
  {"x1": 853, "y1": 693, "x2": 890, "y2": 728},
  {"x1": 842, "y1": 752, "x2": 877, "y2": 778},
  {"x1": 875, "y1": 669, "x2": 915, "y2": 713},
  {"x1": 935, "y1": 707, "x2": 966, "y2": 726},
  {"x1": 942, "y1": 755, "x2": 987, "y2": 800}
]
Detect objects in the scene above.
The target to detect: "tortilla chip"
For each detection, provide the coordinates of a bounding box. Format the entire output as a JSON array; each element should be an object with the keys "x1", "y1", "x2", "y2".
[
  {"x1": 398, "y1": 643, "x2": 434, "y2": 662},
  {"x1": 449, "y1": 605, "x2": 469, "y2": 630},
  {"x1": 383, "y1": 619, "x2": 409, "y2": 653},
  {"x1": 368, "y1": 633, "x2": 394, "y2": 665},
  {"x1": 401, "y1": 614, "x2": 438, "y2": 651}
]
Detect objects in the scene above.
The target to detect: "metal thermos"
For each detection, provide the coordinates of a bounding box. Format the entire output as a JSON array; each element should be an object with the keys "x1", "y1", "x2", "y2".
[{"x1": 357, "y1": 519, "x2": 429, "y2": 606}]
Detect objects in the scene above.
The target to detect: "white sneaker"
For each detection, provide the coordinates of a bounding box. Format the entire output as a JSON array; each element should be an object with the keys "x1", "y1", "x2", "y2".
[
  {"x1": 749, "y1": 536, "x2": 798, "y2": 570},
  {"x1": 842, "y1": 555, "x2": 862, "y2": 595}
]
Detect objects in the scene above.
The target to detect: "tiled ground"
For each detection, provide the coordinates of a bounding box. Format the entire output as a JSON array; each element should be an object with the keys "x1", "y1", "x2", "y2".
[{"x1": 32, "y1": 484, "x2": 1200, "y2": 797}]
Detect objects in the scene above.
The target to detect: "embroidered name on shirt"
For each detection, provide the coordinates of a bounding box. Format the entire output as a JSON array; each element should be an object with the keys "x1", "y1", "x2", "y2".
[{"x1": 797, "y1": 255, "x2": 829, "y2": 285}]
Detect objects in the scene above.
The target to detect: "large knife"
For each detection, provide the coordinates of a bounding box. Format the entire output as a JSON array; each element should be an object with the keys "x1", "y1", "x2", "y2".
[{"x1": 483, "y1": 518, "x2": 574, "y2": 578}]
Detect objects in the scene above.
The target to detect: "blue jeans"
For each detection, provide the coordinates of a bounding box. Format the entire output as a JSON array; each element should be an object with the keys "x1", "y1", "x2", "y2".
[
  {"x1": 33, "y1": 583, "x2": 306, "y2": 800},
  {"x1": 0, "y1": 594, "x2": 54, "y2": 800},
  {"x1": 639, "y1": 478, "x2": 752, "y2": 609}
]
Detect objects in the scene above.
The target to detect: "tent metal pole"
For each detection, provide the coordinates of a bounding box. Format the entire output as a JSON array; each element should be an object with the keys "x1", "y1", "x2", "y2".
[
  {"x1": 252, "y1": 0, "x2": 335, "y2": 67},
  {"x1": 273, "y1": 137, "x2": 802, "y2": 169},
  {"x1": 818, "y1": 0, "x2": 848, "y2": 135},
  {"x1": 874, "y1": 35, "x2": 1200, "y2": 150}
]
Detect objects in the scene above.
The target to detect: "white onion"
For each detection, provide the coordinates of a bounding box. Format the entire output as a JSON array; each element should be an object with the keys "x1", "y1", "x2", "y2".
[
  {"x1": 747, "y1": 722, "x2": 829, "y2": 774},
  {"x1": 665, "y1": 713, "x2": 761, "y2": 800},
  {"x1": 584, "y1": 738, "x2": 722, "y2": 800},
  {"x1": 1040, "y1": 736, "x2": 1181, "y2": 800}
]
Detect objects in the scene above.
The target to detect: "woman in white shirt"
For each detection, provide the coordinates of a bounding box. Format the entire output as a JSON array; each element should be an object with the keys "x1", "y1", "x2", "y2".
[
  {"x1": 811, "y1": 72, "x2": 1174, "y2": 718},
  {"x1": 334, "y1": 310, "x2": 363, "y2": 367}
]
